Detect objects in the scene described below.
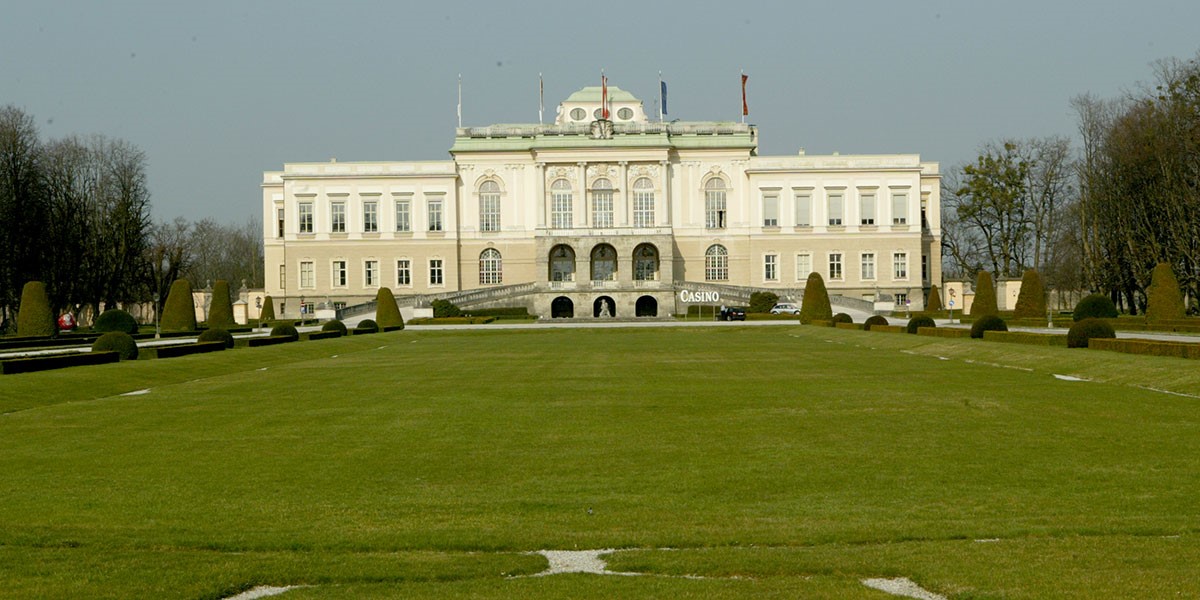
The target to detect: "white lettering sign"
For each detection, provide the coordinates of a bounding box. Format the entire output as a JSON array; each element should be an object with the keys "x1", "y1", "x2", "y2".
[{"x1": 679, "y1": 290, "x2": 721, "y2": 303}]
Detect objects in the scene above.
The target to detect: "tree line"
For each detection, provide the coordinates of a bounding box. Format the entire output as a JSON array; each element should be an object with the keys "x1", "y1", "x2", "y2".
[
  {"x1": 943, "y1": 52, "x2": 1199, "y2": 313},
  {"x1": 0, "y1": 106, "x2": 263, "y2": 331}
]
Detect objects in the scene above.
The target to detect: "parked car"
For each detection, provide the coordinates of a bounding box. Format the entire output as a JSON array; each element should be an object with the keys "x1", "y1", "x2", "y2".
[
  {"x1": 718, "y1": 306, "x2": 746, "y2": 321},
  {"x1": 770, "y1": 303, "x2": 800, "y2": 315}
]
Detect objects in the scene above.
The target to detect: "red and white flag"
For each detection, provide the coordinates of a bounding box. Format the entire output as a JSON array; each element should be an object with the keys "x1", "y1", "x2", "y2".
[
  {"x1": 741, "y1": 73, "x2": 749, "y2": 117},
  {"x1": 601, "y1": 72, "x2": 610, "y2": 119}
]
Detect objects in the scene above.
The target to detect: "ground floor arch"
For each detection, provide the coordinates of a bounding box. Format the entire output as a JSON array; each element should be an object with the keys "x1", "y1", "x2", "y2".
[
  {"x1": 551, "y1": 296, "x2": 574, "y2": 318},
  {"x1": 593, "y1": 296, "x2": 616, "y2": 318},
  {"x1": 635, "y1": 295, "x2": 658, "y2": 317}
]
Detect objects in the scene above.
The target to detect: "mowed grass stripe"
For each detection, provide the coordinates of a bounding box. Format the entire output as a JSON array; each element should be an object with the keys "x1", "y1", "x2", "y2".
[{"x1": 1, "y1": 326, "x2": 1198, "y2": 597}]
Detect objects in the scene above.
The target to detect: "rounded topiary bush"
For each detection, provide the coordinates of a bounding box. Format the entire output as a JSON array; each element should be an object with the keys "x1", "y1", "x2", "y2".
[
  {"x1": 94, "y1": 308, "x2": 139, "y2": 334},
  {"x1": 356, "y1": 319, "x2": 379, "y2": 333},
  {"x1": 270, "y1": 322, "x2": 299, "y2": 341},
  {"x1": 17, "y1": 281, "x2": 54, "y2": 337},
  {"x1": 799, "y1": 272, "x2": 833, "y2": 324},
  {"x1": 92, "y1": 331, "x2": 138, "y2": 360},
  {"x1": 864, "y1": 315, "x2": 889, "y2": 329},
  {"x1": 321, "y1": 319, "x2": 347, "y2": 336},
  {"x1": 1067, "y1": 318, "x2": 1116, "y2": 349},
  {"x1": 970, "y1": 314, "x2": 1008, "y2": 338},
  {"x1": 258, "y1": 295, "x2": 276, "y2": 323},
  {"x1": 1073, "y1": 294, "x2": 1118, "y2": 321},
  {"x1": 749, "y1": 291, "x2": 780, "y2": 314},
  {"x1": 375, "y1": 288, "x2": 404, "y2": 330},
  {"x1": 197, "y1": 328, "x2": 235, "y2": 348},
  {"x1": 160, "y1": 279, "x2": 198, "y2": 332},
  {"x1": 207, "y1": 279, "x2": 235, "y2": 329},
  {"x1": 907, "y1": 315, "x2": 936, "y2": 334},
  {"x1": 832, "y1": 313, "x2": 852, "y2": 324},
  {"x1": 431, "y1": 299, "x2": 461, "y2": 318}
]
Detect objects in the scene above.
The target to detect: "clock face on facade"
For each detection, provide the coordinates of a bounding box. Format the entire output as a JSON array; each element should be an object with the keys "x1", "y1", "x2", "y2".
[
  {"x1": 618, "y1": 107, "x2": 633, "y2": 120},
  {"x1": 570, "y1": 108, "x2": 586, "y2": 121}
]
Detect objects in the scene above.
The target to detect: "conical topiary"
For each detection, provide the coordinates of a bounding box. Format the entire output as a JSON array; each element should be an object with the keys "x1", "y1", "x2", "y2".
[
  {"x1": 799, "y1": 272, "x2": 833, "y2": 324},
  {"x1": 259, "y1": 295, "x2": 276, "y2": 323},
  {"x1": 160, "y1": 279, "x2": 198, "y2": 332},
  {"x1": 1013, "y1": 268, "x2": 1046, "y2": 319},
  {"x1": 207, "y1": 279, "x2": 235, "y2": 329},
  {"x1": 1145, "y1": 262, "x2": 1186, "y2": 322},
  {"x1": 926, "y1": 284, "x2": 943, "y2": 312},
  {"x1": 969, "y1": 271, "x2": 998, "y2": 318},
  {"x1": 17, "y1": 281, "x2": 54, "y2": 337},
  {"x1": 375, "y1": 287, "x2": 404, "y2": 330}
]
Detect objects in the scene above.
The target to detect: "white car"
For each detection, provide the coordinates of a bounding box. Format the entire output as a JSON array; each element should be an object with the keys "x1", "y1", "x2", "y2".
[{"x1": 770, "y1": 302, "x2": 800, "y2": 315}]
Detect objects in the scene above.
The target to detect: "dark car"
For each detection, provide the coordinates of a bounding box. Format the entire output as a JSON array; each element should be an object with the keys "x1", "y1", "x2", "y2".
[{"x1": 718, "y1": 306, "x2": 746, "y2": 321}]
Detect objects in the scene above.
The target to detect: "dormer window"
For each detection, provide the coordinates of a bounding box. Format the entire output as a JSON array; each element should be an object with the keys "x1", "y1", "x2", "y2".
[
  {"x1": 618, "y1": 107, "x2": 633, "y2": 120},
  {"x1": 570, "y1": 108, "x2": 586, "y2": 121}
]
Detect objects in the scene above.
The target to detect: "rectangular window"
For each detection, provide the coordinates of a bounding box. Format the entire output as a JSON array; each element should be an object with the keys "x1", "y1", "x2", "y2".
[
  {"x1": 762, "y1": 192, "x2": 779, "y2": 227},
  {"x1": 429, "y1": 259, "x2": 444, "y2": 286},
  {"x1": 922, "y1": 254, "x2": 929, "y2": 281},
  {"x1": 861, "y1": 252, "x2": 876, "y2": 280},
  {"x1": 893, "y1": 252, "x2": 908, "y2": 280},
  {"x1": 828, "y1": 252, "x2": 843, "y2": 280},
  {"x1": 794, "y1": 190, "x2": 812, "y2": 227},
  {"x1": 276, "y1": 207, "x2": 285, "y2": 238},
  {"x1": 298, "y1": 202, "x2": 313, "y2": 234},
  {"x1": 827, "y1": 191, "x2": 843, "y2": 226},
  {"x1": 552, "y1": 193, "x2": 572, "y2": 229},
  {"x1": 396, "y1": 259, "x2": 411, "y2": 286},
  {"x1": 363, "y1": 200, "x2": 378, "y2": 233},
  {"x1": 427, "y1": 197, "x2": 443, "y2": 232},
  {"x1": 331, "y1": 202, "x2": 346, "y2": 233},
  {"x1": 364, "y1": 260, "x2": 379, "y2": 287},
  {"x1": 895, "y1": 293, "x2": 909, "y2": 307},
  {"x1": 592, "y1": 190, "x2": 613, "y2": 228},
  {"x1": 299, "y1": 261, "x2": 314, "y2": 289},
  {"x1": 395, "y1": 198, "x2": 411, "y2": 232},
  {"x1": 633, "y1": 190, "x2": 655, "y2": 228},
  {"x1": 332, "y1": 260, "x2": 347, "y2": 287},
  {"x1": 796, "y1": 253, "x2": 812, "y2": 281},
  {"x1": 278, "y1": 264, "x2": 285, "y2": 288},
  {"x1": 859, "y1": 192, "x2": 876, "y2": 225},
  {"x1": 892, "y1": 192, "x2": 908, "y2": 224},
  {"x1": 764, "y1": 254, "x2": 778, "y2": 281},
  {"x1": 480, "y1": 195, "x2": 500, "y2": 232},
  {"x1": 920, "y1": 196, "x2": 929, "y2": 228}
]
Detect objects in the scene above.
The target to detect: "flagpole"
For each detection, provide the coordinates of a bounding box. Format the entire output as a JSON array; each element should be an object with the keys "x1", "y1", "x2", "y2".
[
  {"x1": 538, "y1": 72, "x2": 544, "y2": 125},
  {"x1": 658, "y1": 71, "x2": 663, "y2": 122},
  {"x1": 457, "y1": 74, "x2": 462, "y2": 128},
  {"x1": 740, "y1": 69, "x2": 745, "y2": 124}
]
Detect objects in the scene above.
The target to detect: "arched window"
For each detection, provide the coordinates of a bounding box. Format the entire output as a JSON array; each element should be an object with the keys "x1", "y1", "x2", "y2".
[
  {"x1": 549, "y1": 244, "x2": 575, "y2": 282},
  {"x1": 633, "y1": 177, "x2": 655, "y2": 228},
  {"x1": 591, "y1": 178, "x2": 614, "y2": 228},
  {"x1": 591, "y1": 244, "x2": 617, "y2": 281},
  {"x1": 705, "y1": 178, "x2": 727, "y2": 229},
  {"x1": 551, "y1": 179, "x2": 573, "y2": 229},
  {"x1": 479, "y1": 180, "x2": 501, "y2": 232},
  {"x1": 633, "y1": 243, "x2": 659, "y2": 281},
  {"x1": 480, "y1": 248, "x2": 502, "y2": 285},
  {"x1": 705, "y1": 244, "x2": 729, "y2": 281}
]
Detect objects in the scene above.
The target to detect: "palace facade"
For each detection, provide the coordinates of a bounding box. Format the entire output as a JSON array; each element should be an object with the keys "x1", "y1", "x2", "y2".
[{"x1": 262, "y1": 86, "x2": 941, "y2": 319}]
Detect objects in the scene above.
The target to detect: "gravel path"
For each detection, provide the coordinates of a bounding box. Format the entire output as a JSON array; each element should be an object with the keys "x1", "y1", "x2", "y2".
[{"x1": 861, "y1": 577, "x2": 948, "y2": 600}]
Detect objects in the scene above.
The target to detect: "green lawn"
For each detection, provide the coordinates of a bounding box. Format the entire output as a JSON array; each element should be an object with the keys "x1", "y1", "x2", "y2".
[{"x1": 1, "y1": 326, "x2": 1198, "y2": 598}]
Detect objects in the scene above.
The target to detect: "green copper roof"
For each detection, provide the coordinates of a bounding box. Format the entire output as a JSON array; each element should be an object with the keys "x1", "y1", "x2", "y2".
[{"x1": 564, "y1": 86, "x2": 639, "y2": 103}]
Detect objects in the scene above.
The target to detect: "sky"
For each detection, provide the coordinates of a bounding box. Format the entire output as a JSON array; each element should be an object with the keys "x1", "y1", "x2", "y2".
[{"x1": 4, "y1": 1, "x2": 1199, "y2": 224}]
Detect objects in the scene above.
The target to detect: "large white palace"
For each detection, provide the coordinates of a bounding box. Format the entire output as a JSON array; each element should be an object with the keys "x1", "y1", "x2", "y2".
[{"x1": 262, "y1": 85, "x2": 941, "y2": 319}]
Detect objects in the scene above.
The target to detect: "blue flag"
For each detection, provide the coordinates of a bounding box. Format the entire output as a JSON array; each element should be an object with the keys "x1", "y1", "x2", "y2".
[{"x1": 660, "y1": 80, "x2": 668, "y2": 116}]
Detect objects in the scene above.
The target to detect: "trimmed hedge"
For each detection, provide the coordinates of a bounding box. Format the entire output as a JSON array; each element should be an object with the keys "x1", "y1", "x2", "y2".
[
  {"x1": 208, "y1": 280, "x2": 236, "y2": 329},
  {"x1": 799, "y1": 272, "x2": 833, "y2": 324},
  {"x1": 148, "y1": 341, "x2": 226, "y2": 359},
  {"x1": 94, "y1": 309, "x2": 139, "y2": 334},
  {"x1": 970, "y1": 271, "x2": 998, "y2": 317},
  {"x1": 970, "y1": 315, "x2": 1007, "y2": 338},
  {"x1": 431, "y1": 299, "x2": 461, "y2": 318},
  {"x1": 1146, "y1": 262, "x2": 1186, "y2": 322},
  {"x1": 375, "y1": 288, "x2": 405, "y2": 329},
  {"x1": 834, "y1": 322, "x2": 865, "y2": 330},
  {"x1": 1067, "y1": 318, "x2": 1116, "y2": 349},
  {"x1": 1, "y1": 351, "x2": 120, "y2": 375},
  {"x1": 869, "y1": 325, "x2": 906, "y2": 334},
  {"x1": 1073, "y1": 294, "x2": 1118, "y2": 321},
  {"x1": 269, "y1": 323, "x2": 299, "y2": 341},
  {"x1": 467, "y1": 307, "x2": 530, "y2": 317},
  {"x1": 355, "y1": 319, "x2": 379, "y2": 334},
  {"x1": 983, "y1": 330, "x2": 1068, "y2": 347},
  {"x1": 321, "y1": 319, "x2": 348, "y2": 336},
  {"x1": 918, "y1": 327, "x2": 971, "y2": 338},
  {"x1": 832, "y1": 313, "x2": 852, "y2": 324},
  {"x1": 1013, "y1": 269, "x2": 1046, "y2": 319},
  {"x1": 304, "y1": 330, "x2": 342, "y2": 341},
  {"x1": 808, "y1": 320, "x2": 835, "y2": 327},
  {"x1": 864, "y1": 315, "x2": 889, "y2": 330},
  {"x1": 197, "y1": 328, "x2": 235, "y2": 349},
  {"x1": 92, "y1": 332, "x2": 138, "y2": 360},
  {"x1": 259, "y1": 295, "x2": 276, "y2": 322},
  {"x1": 16, "y1": 281, "x2": 54, "y2": 337},
  {"x1": 926, "y1": 285, "x2": 943, "y2": 312},
  {"x1": 1088, "y1": 338, "x2": 1200, "y2": 359},
  {"x1": 161, "y1": 279, "x2": 197, "y2": 332},
  {"x1": 748, "y1": 291, "x2": 779, "y2": 314},
  {"x1": 907, "y1": 315, "x2": 936, "y2": 334},
  {"x1": 247, "y1": 336, "x2": 295, "y2": 347}
]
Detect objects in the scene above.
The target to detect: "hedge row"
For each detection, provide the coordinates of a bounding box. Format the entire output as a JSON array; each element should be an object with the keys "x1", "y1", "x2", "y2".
[
  {"x1": 867, "y1": 325, "x2": 906, "y2": 334},
  {"x1": 247, "y1": 336, "x2": 295, "y2": 348},
  {"x1": 918, "y1": 327, "x2": 971, "y2": 338},
  {"x1": 304, "y1": 330, "x2": 342, "y2": 341},
  {"x1": 808, "y1": 320, "x2": 835, "y2": 327},
  {"x1": 1, "y1": 351, "x2": 119, "y2": 375},
  {"x1": 982, "y1": 331, "x2": 1068, "y2": 347},
  {"x1": 408, "y1": 316, "x2": 498, "y2": 325},
  {"x1": 144, "y1": 342, "x2": 227, "y2": 360},
  {"x1": 834, "y1": 322, "x2": 865, "y2": 331},
  {"x1": 466, "y1": 307, "x2": 530, "y2": 317},
  {"x1": 1088, "y1": 338, "x2": 1200, "y2": 359}
]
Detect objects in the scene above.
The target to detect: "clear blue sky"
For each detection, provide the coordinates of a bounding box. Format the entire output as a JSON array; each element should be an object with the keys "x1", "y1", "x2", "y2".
[{"x1": 4, "y1": 1, "x2": 1198, "y2": 223}]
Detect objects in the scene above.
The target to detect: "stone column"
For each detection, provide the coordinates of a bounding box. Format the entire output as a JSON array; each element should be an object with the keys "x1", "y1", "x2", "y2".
[
  {"x1": 535, "y1": 163, "x2": 546, "y2": 228},
  {"x1": 577, "y1": 162, "x2": 588, "y2": 228},
  {"x1": 618, "y1": 161, "x2": 630, "y2": 227},
  {"x1": 660, "y1": 160, "x2": 671, "y2": 227}
]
